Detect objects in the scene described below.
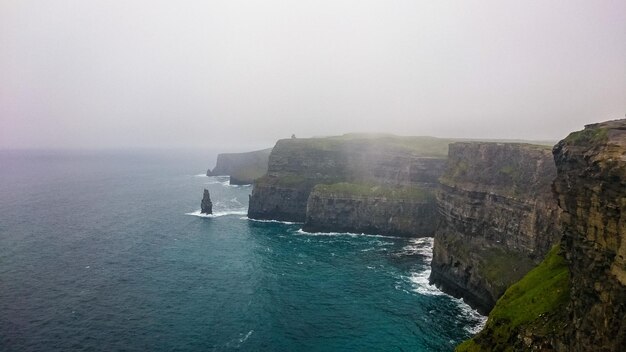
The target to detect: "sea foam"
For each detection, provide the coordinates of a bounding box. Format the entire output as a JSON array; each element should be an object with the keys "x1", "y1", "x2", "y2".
[
  {"x1": 401, "y1": 237, "x2": 487, "y2": 333},
  {"x1": 242, "y1": 217, "x2": 302, "y2": 225},
  {"x1": 295, "y1": 228, "x2": 400, "y2": 239},
  {"x1": 186, "y1": 209, "x2": 247, "y2": 218}
]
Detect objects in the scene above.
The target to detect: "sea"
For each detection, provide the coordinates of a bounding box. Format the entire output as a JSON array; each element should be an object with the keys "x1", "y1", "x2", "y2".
[{"x1": 0, "y1": 150, "x2": 485, "y2": 352}]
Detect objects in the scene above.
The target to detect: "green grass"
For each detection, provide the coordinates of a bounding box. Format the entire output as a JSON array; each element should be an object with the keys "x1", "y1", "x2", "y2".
[
  {"x1": 456, "y1": 245, "x2": 570, "y2": 351},
  {"x1": 230, "y1": 166, "x2": 267, "y2": 183},
  {"x1": 565, "y1": 127, "x2": 608, "y2": 145},
  {"x1": 313, "y1": 182, "x2": 433, "y2": 201},
  {"x1": 279, "y1": 134, "x2": 452, "y2": 157}
]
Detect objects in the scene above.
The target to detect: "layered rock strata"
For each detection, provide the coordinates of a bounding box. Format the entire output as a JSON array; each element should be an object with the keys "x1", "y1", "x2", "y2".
[
  {"x1": 551, "y1": 119, "x2": 626, "y2": 350},
  {"x1": 303, "y1": 183, "x2": 437, "y2": 237},
  {"x1": 248, "y1": 135, "x2": 449, "y2": 231},
  {"x1": 458, "y1": 119, "x2": 626, "y2": 351},
  {"x1": 430, "y1": 142, "x2": 561, "y2": 313}
]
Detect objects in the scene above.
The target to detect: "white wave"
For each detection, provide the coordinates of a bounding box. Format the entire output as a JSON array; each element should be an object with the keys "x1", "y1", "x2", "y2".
[
  {"x1": 205, "y1": 180, "x2": 224, "y2": 185},
  {"x1": 186, "y1": 209, "x2": 247, "y2": 218},
  {"x1": 239, "y1": 330, "x2": 254, "y2": 344},
  {"x1": 295, "y1": 228, "x2": 400, "y2": 239},
  {"x1": 396, "y1": 237, "x2": 435, "y2": 258},
  {"x1": 401, "y1": 236, "x2": 487, "y2": 334},
  {"x1": 194, "y1": 174, "x2": 209, "y2": 177},
  {"x1": 225, "y1": 183, "x2": 252, "y2": 188},
  {"x1": 402, "y1": 238, "x2": 448, "y2": 296},
  {"x1": 452, "y1": 297, "x2": 488, "y2": 334},
  {"x1": 407, "y1": 269, "x2": 444, "y2": 296},
  {"x1": 206, "y1": 179, "x2": 252, "y2": 188},
  {"x1": 242, "y1": 217, "x2": 302, "y2": 225}
]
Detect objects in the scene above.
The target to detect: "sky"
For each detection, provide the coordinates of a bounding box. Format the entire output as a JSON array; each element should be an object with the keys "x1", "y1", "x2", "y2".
[{"x1": 1, "y1": 0, "x2": 625, "y2": 150}]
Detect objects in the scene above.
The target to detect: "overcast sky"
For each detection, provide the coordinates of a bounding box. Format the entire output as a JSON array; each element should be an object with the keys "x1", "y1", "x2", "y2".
[{"x1": 1, "y1": 0, "x2": 624, "y2": 150}]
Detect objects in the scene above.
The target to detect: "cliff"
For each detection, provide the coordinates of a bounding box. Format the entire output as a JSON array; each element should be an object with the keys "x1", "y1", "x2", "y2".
[
  {"x1": 207, "y1": 148, "x2": 272, "y2": 185},
  {"x1": 552, "y1": 119, "x2": 626, "y2": 350},
  {"x1": 430, "y1": 142, "x2": 561, "y2": 314},
  {"x1": 458, "y1": 119, "x2": 626, "y2": 351},
  {"x1": 248, "y1": 134, "x2": 449, "y2": 231},
  {"x1": 303, "y1": 183, "x2": 438, "y2": 237}
]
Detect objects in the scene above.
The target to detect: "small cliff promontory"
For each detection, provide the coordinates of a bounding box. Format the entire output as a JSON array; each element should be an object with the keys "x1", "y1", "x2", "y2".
[
  {"x1": 207, "y1": 148, "x2": 272, "y2": 185},
  {"x1": 458, "y1": 119, "x2": 626, "y2": 351},
  {"x1": 430, "y1": 142, "x2": 561, "y2": 314},
  {"x1": 248, "y1": 134, "x2": 449, "y2": 236}
]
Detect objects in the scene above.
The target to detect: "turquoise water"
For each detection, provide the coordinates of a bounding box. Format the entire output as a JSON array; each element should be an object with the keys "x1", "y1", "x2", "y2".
[{"x1": 0, "y1": 150, "x2": 484, "y2": 351}]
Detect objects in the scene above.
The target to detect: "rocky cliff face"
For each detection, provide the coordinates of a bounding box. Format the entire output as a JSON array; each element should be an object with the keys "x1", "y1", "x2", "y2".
[
  {"x1": 248, "y1": 135, "x2": 449, "y2": 228},
  {"x1": 430, "y1": 142, "x2": 561, "y2": 313},
  {"x1": 207, "y1": 148, "x2": 271, "y2": 185},
  {"x1": 303, "y1": 183, "x2": 438, "y2": 236},
  {"x1": 551, "y1": 119, "x2": 626, "y2": 351},
  {"x1": 457, "y1": 119, "x2": 626, "y2": 351}
]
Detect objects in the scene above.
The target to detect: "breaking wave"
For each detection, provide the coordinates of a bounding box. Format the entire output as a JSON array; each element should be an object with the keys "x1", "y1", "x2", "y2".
[
  {"x1": 242, "y1": 217, "x2": 302, "y2": 225},
  {"x1": 186, "y1": 210, "x2": 247, "y2": 218},
  {"x1": 295, "y1": 229, "x2": 400, "y2": 239},
  {"x1": 399, "y1": 237, "x2": 487, "y2": 334}
]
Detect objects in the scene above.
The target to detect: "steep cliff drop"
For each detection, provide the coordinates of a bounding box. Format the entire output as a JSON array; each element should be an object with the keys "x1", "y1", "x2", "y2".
[
  {"x1": 201, "y1": 189, "x2": 213, "y2": 215},
  {"x1": 552, "y1": 119, "x2": 626, "y2": 350},
  {"x1": 457, "y1": 119, "x2": 626, "y2": 351},
  {"x1": 247, "y1": 134, "x2": 449, "y2": 236},
  {"x1": 430, "y1": 142, "x2": 561, "y2": 314}
]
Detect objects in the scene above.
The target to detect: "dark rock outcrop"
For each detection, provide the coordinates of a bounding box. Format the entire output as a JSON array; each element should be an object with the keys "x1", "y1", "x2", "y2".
[
  {"x1": 248, "y1": 135, "x2": 449, "y2": 231},
  {"x1": 430, "y1": 142, "x2": 561, "y2": 314},
  {"x1": 201, "y1": 189, "x2": 213, "y2": 214},
  {"x1": 207, "y1": 148, "x2": 272, "y2": 185}
]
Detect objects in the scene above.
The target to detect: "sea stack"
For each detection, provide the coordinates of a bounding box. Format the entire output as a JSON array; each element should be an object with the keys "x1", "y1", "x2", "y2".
[{"x1": 201, "y1": 189, "x2": 213, "y2": 214}]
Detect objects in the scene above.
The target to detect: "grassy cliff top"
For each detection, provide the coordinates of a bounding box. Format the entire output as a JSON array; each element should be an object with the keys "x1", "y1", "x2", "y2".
[
  {"x1": 275, "y1": 134, "x2": 453, "y2": 158},
  {"x1": 456, "y1": 245, "x2": 570, "y2": 352},
  {"x1": 312, "y1": 182, "x2": 433, "y2": 201},
  {"x1": 275, "y1": 134, "x2": 557, "y2": 159}
]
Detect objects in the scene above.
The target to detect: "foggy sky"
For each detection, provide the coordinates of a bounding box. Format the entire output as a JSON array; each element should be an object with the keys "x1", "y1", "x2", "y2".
[{"x1": 1, "y1": 0, "x2": 625, "y2": 150}]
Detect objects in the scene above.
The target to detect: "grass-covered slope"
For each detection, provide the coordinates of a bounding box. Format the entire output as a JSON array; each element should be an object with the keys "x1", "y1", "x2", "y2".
[{"x1": 456, "y1": 245, "x2": 570, "y2": 351}]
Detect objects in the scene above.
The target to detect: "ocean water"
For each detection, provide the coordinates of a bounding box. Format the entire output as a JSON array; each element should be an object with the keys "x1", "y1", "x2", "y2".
[{"x1": 0, "y1": 150, "x2": 484, "y2": 352}]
